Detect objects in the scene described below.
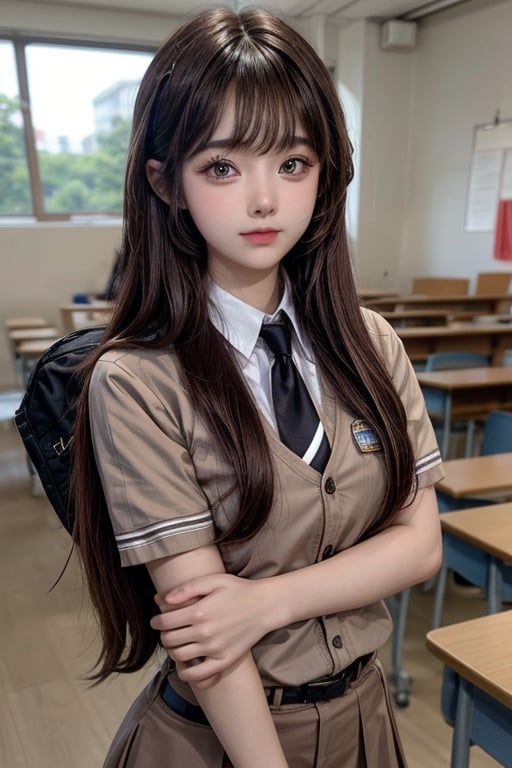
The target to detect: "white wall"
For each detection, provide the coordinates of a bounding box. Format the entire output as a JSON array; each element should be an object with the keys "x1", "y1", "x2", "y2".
[
  {"x1": 351, "y1": 22, "x2": 416, "y2": 291},
  {"x1": 398, "y1": 0, "x2": 512, "y2": 291}
]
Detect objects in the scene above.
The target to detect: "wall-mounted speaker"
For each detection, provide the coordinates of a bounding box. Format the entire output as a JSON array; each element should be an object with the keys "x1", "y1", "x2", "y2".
[{"x1": 380, "y1": 20, "x2": 417, "y2": 50}]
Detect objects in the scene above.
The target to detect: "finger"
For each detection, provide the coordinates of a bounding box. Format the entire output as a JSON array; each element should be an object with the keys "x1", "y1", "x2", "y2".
[
  {"x1": 164, "y1": 576, "x2": 219, "y2": 605},
  {"x1": 176, "y1": 658, "x2": 225, "y2": 684},
  {"x1": 150, "y1": 609, "x2": 192, "y2": 632},
  {"x1": 158, "y1": 627, "x2": 200, "y2": 650},
  {"x1": 154, "y1": 593, "x2": 168, "y2": 612},
  {"x1": 169, "y1": 643, "x2": 211, "y2": 664}
]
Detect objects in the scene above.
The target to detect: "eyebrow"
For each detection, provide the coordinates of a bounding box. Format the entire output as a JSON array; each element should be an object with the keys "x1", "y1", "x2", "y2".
[{"x1": 196, "y1": 135, "x2": 315, "y2": 152}]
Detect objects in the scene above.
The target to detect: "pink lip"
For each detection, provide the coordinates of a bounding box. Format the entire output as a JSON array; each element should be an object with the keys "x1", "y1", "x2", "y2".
[{"x1": 241, "y1": 229, "x2": 280, "y2": 245}]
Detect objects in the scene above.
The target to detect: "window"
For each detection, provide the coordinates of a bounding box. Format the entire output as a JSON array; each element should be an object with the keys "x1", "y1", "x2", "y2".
[
  {"x1": 0, "y1": 41, "x2": 31, "y2": 215},
  {"x1": 0, "y1": 38, "x2": 154, "y2": 221}
]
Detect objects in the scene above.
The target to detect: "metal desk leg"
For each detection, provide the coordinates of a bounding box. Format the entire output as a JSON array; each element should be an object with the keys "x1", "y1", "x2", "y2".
[
  {"x1": 442, "y1": 392, "x2": 453, "y2": 458},
  {"x1": 464, "y1": 420, "x2": 476, "y2": 458},
  {"x1": 451, "y1": 677, "x2": 473, "y2": 768},
  {"x1": 432, "y1": 563, "x2": 448, "y2": 629},
  {"x1": 487, "y1": 558, "x2": 503, "y2": 614}
]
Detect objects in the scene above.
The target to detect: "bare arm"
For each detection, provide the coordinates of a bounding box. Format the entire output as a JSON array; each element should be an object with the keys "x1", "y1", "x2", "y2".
[
  {"x1": 152, "y1": 485, "x2": 441, "y2": 683},
  {"x1": 146, "y1": 545, "x2": 287, "y2": 768}
]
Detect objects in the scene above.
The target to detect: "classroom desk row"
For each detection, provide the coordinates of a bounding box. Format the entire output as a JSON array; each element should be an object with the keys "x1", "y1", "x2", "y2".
[
  {"x1": 416, "y1": 366, "x2": 512, "y2": 458},
  {"x1": 61, "y1": 305, "x2": 512, "y2": 364},
  {"x1": 428, "y1": 459, "x2": 512, "y2": 767},
  {"x1": 367, "y1": 291, "x2": 512, "y2": 316},
  {"x1": 427, "y1": 611, "x2": 512, "y2": 768},
  {"x1": 396, "y1": 321, "x2": 512, "y2": 366},
  {"x1": 60, "y1": 302, "x2": 113, "y2": 332}
]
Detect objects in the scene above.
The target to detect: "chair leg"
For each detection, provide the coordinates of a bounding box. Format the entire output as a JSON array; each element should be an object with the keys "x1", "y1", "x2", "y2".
[
  {"x1": 432, "y1": 564, "x2": 448, "y2": 629},
  {"x1": 388, "y1": 588, "x2": 411, "y2": 707}
]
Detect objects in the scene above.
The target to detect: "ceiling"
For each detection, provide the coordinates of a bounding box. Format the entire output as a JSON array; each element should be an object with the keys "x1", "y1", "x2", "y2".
[{"x1": 28, "y1": 0, "x2": 473, "y2": 21}]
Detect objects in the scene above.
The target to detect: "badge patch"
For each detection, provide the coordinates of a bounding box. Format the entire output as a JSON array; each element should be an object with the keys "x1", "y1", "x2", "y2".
[{"x1": 351, "y1": 419, "x2": 382, "y2": 453}]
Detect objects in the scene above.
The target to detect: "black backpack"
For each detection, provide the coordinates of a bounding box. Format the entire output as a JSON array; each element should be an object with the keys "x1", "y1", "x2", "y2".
[{"x1": 15, "y1": 326, "x2": 105, "y2": 535}]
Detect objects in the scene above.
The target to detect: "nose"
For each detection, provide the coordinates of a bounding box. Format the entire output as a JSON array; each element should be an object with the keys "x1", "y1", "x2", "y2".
[{"x1": 247, "y1": 174, "x2": 276, "y2": 218}]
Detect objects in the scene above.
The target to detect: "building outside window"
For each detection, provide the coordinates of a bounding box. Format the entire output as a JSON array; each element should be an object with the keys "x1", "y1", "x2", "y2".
[{"x1": 0, "y1": 39, "x2": 154, "y2": 220}]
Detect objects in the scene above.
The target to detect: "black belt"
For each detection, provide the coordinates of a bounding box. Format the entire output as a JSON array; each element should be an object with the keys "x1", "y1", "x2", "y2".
[
  {"x1": 161, "y1": 680, "x2": 210, "y2": 725},
  {"x1": 266, "y1": 653, "x2": 373, "y2": 706},
  {"x1": 160, "y1": 653, "x2": 373, "y2": 724}
]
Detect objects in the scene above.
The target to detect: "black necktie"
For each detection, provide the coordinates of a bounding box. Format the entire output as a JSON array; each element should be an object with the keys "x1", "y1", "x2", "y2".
[{"x1": 259, "y1": 321, "x2": 330, "y2": 473}]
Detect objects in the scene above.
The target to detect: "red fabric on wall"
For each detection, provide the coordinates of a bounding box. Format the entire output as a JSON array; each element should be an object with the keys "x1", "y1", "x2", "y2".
[{"x1": 494, "y1": 199, "x2": 512, "y2": 261}]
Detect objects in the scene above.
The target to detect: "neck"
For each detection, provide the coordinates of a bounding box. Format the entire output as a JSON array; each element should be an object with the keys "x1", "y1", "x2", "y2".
[{"x1": 209, "y1": 268, "x2": 283, "y2": 314}]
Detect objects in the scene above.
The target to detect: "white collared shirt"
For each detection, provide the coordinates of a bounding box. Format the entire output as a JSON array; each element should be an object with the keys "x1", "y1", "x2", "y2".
[{"x1": 208, "y1": 277, "x2": 322, "y2": 433}]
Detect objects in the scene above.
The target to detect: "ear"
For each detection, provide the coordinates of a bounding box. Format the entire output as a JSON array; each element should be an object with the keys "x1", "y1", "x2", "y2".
[
  {"x1": 146, "y1": 159, "x2": 172, "y2": 205},
  {"x1": 145, "y1": 158, "x2": 187, "y2": 209}
]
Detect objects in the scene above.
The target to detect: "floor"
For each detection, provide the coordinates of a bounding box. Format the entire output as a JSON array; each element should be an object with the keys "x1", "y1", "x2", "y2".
[{"x1": 0, "y1": 422, "x2": 499, "y2": 767}]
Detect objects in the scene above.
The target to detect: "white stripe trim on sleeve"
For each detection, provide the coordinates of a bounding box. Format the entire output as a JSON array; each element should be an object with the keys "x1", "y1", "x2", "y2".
[
  {"x1": 115, "y1": 511, "x2": 214, "y2": 551},
  {"x1": 415, "y1": 448, "x2": 442, "y2": 476}
]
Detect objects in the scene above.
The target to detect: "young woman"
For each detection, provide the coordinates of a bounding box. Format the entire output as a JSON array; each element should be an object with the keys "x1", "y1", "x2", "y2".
[{"x1": 72, "y1": 7, "x2": 444, "y2": 767}]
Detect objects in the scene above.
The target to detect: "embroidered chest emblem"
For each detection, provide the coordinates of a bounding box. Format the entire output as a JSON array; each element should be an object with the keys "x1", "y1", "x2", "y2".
[{"x1": 351, "y1": 419, "x2": 382, "y2": 453}]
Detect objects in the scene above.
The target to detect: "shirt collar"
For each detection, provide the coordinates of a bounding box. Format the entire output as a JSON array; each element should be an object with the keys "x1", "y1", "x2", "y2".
[{"x1": 208, "y1": 274, "x2": 313, "y2": 365}]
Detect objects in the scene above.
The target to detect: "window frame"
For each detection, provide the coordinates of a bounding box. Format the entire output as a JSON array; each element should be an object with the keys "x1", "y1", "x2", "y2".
[{"x1": 1, "y1": 34, "x2": 155, "y2": 222}]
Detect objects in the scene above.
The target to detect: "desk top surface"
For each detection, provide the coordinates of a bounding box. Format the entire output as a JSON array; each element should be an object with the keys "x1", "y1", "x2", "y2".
[
  {"x1": 437, "y1": 453, "x2": 512, "y2": 497},
  {"x1": 9, "y1": 327, "x2": 59, "y2": 341},
  {"x1": 416, "y1": 366, "x2": 512, "y2": 390},
  {"x1": 440, "y1": 502, "x2": 512, "y2": 561},
  {"x1": 426, "y1": 611, "x2": 512, "y2": 708},
  {"x1": 369, "y1": 293, "x2": 512, "y2": 306},
  {"x1": 396, "y1": 322, "x2": 512, "y2": 339},
  {"x1": 60, "y1": 302, "x2": 112, "y2": 311}
]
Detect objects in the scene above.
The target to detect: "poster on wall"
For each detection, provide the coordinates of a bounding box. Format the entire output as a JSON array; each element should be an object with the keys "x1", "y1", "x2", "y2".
[{"x1": 465, "y1": 120, "x2": 512, "y2": 257}]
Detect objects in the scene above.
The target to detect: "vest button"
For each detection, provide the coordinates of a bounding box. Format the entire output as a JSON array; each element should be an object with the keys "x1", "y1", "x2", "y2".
[
  {"x1": 322, "y1": 545, "x2": 334, "y2": 560},
  {"x1": 324, "y1": 477, "x2": 336, "y2": 494},
  {"x1": 332, "y1": 635, "x2": 343, "y2": 649}
]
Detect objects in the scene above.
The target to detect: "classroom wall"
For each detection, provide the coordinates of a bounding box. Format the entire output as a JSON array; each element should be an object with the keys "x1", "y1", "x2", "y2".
[
  {"x1": 352, "y1": 0, "x2": 512, "y2": 293},
  {"x1": 397, "y1": 0, "x2": 512, "y2": 290},
  {"x1": 1, "y1": 0, "x2": 512, "y2": 388}
]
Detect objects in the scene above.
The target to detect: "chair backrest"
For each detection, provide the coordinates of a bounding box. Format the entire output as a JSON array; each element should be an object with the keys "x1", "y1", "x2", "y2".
[
  {"x1": 422, "y1": 352, "x2": 490, "y2": 423},
  {"x1": 411, "y1": 277, "x2": 469, "y2": 296},
  {"x1": 475, "y1": 271, "x2": 512, "y2": 295},
  {"x1": 480, "y1": 411, "x2": 512, "y2": 455},
  {"x1": 424, "y1": 351, "x2": 490, "y2": 372}
]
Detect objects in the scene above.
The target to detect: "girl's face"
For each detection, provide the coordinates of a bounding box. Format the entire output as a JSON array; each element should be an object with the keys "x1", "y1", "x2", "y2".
[{"x1": 180, "y1": 93, "x2": 320, "y2": 304}]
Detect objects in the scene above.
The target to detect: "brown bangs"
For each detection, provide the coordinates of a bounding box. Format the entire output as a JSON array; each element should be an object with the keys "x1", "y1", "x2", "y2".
[{"x1": 180, "y1": 50, "x2": 330, "y2": 163}]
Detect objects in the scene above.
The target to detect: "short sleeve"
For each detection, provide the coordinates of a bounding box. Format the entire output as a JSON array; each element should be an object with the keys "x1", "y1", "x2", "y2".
[
  {"x1": 363, "y1": 308, "x2": 445, "y2": 489},
  {"x1": 89, "y1": 349, "x2": 216, "y2": 567}
]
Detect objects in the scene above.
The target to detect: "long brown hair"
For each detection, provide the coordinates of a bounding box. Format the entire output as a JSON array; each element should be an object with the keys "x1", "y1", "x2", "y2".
[{"x1": 72, "y1": 6, "x2": 415, "y2": 681}]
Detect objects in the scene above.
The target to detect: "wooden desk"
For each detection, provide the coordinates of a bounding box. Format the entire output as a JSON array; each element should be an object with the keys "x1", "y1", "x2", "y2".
[
  {"x1": 437, "y1": 452, "x2": 512, "y2": 498},
  {"x1": 433, "y1": 503, "x2": 512, "y2": 626},
  {"x1": 15, "y1": 338, "x2": 60, "y2": 385},
  {"x1": 367, "y1": 292, "x2": 512, "y2": 316},
  {"x1": 416, "y1": 366, "x2": 512, "y2": 457},
  {"x1": 5, "y1": 317, "x2": 49, "y2": 330},
  {"x1": 60, "y1": 302, "x2": 113, "y2": 332},
  {"x1": 426, "y1": 611, "x2": 512, "y2": 767},
  {"x1": 380, "y1": 309, "x2": 450, "y2": 327},
  {"x1": 9, "y1": 327, "x2": 60, "y2": 345},
  {"x1": 441, "y1": 503, "x2": 512, "y2": 562},
  {"x1": 357, "y1": 288, "x2": 398, "y2": 300},
  {"x1": 396, "y1": 322, "x2": 512, "y2": 366}
]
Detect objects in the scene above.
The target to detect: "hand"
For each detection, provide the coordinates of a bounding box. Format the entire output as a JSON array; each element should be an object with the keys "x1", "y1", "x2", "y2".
[{"x1": 150, "y1": 573, "x2": 272, "y2": 687}]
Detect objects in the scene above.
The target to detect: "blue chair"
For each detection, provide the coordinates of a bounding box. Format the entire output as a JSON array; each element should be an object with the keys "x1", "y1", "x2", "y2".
[
  {"x1": 422, "y1": 351, "x2": 490, "y2": 458},
  {"x1": 433, "y1": 411, "x2": 512, "y2": 628}
]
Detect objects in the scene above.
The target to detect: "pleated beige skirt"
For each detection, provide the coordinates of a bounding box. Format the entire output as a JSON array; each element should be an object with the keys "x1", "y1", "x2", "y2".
[{"x1": 104, "y1": 657, "x2": 407, "y2": 768}]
